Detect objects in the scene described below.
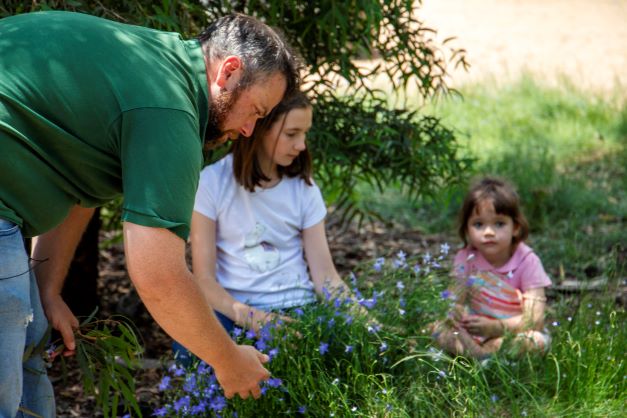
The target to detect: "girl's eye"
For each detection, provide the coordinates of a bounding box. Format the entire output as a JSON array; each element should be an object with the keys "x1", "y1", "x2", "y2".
[
  {"x1": 472, "y1": 222, "x2": 482, "y2": 228},
  {"x1": 495, "y1": 221, "x2": 505, "y2": 227}
]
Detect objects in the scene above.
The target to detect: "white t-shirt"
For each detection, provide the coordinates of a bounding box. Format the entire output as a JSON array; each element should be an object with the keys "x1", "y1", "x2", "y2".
[{"x1": 193, "y1": 154, "x2": 327, "y2": 310}]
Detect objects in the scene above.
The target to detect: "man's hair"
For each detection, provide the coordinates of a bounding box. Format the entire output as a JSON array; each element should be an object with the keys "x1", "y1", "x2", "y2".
[
  {"x1": 197, "y1": 13, "x2": 300, "y2": 98},
  {"x1": 458, "y1": 176, "x2": 529, "y2": 246},
  {"x1": 231, "y1": 91, "x2": 313, "y2": 192}
]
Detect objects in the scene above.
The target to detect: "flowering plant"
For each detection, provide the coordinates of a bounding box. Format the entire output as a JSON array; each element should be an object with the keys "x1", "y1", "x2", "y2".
[{"x1": 154, "y1": 247, "x2": 454, "y2": 417}]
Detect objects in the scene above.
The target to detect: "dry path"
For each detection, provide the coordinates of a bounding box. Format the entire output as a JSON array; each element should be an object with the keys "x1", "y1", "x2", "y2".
[{"x1": 418, "y1": 0, "x2": 627, "y2": 93}]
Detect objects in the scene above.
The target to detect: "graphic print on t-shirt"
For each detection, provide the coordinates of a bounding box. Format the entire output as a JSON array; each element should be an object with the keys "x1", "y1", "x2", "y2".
[{"x1": 243, "y1": 222, "x2": 280, "y2": 272}]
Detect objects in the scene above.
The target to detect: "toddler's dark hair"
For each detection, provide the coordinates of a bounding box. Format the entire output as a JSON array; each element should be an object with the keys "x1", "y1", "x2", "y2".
[{"x1": 458, "y1": 176, "x2": 529, "y2": 246}]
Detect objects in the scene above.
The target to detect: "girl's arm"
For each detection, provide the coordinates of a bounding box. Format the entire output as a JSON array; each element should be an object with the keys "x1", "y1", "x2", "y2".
[
  {"x1": 302, "y1": 220, "x2": 350, "y2": 298},
  {"x1": 190, "y1": 211, "x2": 287, "y2": 331},
  {"x1": 502, "y1": 286, "x2": 547, "y2": 332},
  {"x1": 462, "y1": 287, "x2": 547, "y2": 337}
]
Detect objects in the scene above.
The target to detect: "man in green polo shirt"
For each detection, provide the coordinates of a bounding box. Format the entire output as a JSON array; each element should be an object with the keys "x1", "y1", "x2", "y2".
[{"x1": 0, "y1": 11, "x2": 299, "y2": 416}]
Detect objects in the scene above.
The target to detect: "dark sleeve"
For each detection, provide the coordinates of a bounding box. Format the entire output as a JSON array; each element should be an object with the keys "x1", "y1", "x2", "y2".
[{"x1": 119, "y1": 108, "x2": 202, "y2": 240}]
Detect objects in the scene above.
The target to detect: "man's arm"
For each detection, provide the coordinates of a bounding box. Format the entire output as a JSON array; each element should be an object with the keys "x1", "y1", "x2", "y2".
[
  {"x1": 123, "y1": 221, "x2": 270, "y2": 399},
  {"x1": 32, "y1": 205, "x2": 95, "y2": 353}
]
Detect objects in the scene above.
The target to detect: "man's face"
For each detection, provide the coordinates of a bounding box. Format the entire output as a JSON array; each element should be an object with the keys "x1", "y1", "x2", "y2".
[{"x1": 205, "y1": 72, "x2": 287, "y2": 146}]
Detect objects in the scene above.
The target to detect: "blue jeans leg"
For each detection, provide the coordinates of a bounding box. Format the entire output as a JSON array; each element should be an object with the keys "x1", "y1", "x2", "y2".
[
  {"x1": 0, "y1": 219, "x2": 55, "y2": 417},
  {"x1": 172, "y1": 310, "x2": 234, "y2": 368}
]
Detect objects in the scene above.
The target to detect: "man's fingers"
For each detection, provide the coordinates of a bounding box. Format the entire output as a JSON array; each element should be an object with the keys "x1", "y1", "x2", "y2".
[
  {"x1": 59, "y1": 323, "x2": 76, "y2": 350},
  {"x1": 250, "y1": 386, "x2": 262, "y2": 399},
  {"x1": 257, "y1": 352, "x2": 270, "y2": 365}
]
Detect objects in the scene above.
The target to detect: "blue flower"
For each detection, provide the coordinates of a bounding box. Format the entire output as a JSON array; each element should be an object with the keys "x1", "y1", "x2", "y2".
[
  {"x1": 255, "y1": 339, "x2": 267, "y2": 352},
  {"x1": 245, "y1": 329, "x2": 256, "y2": 339},
  {"x1": 359, "y1": 297, "x2": 376, "y2": 309},
  {"x1": 373, "y1": 257, "x2": 385, "y2": 272},
  {"x1": 327, "y1": 318, "x2": 336, "y2": 328},
  {"x1": 182, "y1": 375, "x2": 197, "y2": 393},
  {"x1": 440, "y1": 243, "x2": 450, "y2": 255},
  {"x1": 232, "y1": 327, "x2": 243, "y2": 337},
  {"x1": 413, "y1": 264, "x2": 421, "y2": 274},
  {"x1": 153, "y1": 407, "x2": 168, "y2": 417},
  {"x1": 399, "y1": 297, "x2": 406, "y2": 307},
  {"x1": 191, "y1": 401, "x2": 207, "y2": 414},
  {"x1": 322, "y1": 286, "x2": 332, "y2": 301},
  {"x1": 440, "y1": 290, "x2": 451, "y2": 300},
  {"x1": 268, "y1": 348, "x2": 279, "y2": 360},
  {"x1": 173, "y1": 396, "x2": 191, "y2": 412},
  {"x1": 490, "y1": 394, "x2": 499, "y2": 403},
  {"x1": 380, "y1": 342, "x2": 388, "y2": 352},
  {"x1": 298, "y1": 405, "x2": 307, "y2": 414},
  {"x1": 158, "y1": 376, "x2": 171, "y2": 391},
  {"x1": 349, "y1": 272, "x2": 357, "y2": 286},
  {"x1": 345, "y1": 345, "x2": 354, "y2": 353},
  {"x1": 293, "y1": 307, "x2": 304, "y2": 317},
  {"x1": 319, "y1": 342, "x2": 329, "y2": 355},
  {"x1": 267, "y1": 377, "x2": 283, "y2": 388},
  {"x1": 396, "y1": 281, "x2": 405, "y2": 290}
]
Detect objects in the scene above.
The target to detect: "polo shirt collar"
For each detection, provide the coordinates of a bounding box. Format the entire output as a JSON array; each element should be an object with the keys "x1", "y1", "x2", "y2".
[{"x1": 183, "y1": 38, "x2": 209, "y2": 142}]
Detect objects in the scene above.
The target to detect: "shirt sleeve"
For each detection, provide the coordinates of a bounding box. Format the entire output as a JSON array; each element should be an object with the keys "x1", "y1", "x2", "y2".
[
  {"x1": 452, "y1": 249, "x2": 469, "y2": 281},
  {"x1": 119, "y1": 108, "x2": 202, "y2": 241},
  {"x1": 302, "y1": 180, "x2": 327, "y2": 229},
  {"x1": 193, "y1": 164, "x2": 219, "y2": 221},
  {"x1": 517, "y1": 252, "x2": 552, "y2": 292}
]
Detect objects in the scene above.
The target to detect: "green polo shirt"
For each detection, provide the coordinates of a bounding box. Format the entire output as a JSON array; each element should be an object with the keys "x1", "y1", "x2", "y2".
[{"x1": 0, "y1": 11, "x2": 208, "y2": 239}]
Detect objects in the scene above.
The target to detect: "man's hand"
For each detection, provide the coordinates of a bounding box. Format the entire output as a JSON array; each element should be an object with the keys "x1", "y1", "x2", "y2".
[
  {"x1": 244, "y1": 308, "x2": 294, "y2": 333},
  {"x1": 213, "y1": 344, "x2": 271, "y2": 399},
  {"x1": 40, "y1": 293, "x2": 78, "y2": 355}
]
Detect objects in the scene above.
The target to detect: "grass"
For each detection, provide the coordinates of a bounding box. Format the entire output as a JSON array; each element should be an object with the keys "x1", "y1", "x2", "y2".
[{"x1": 151, "y1": 77, "x2": 625, "y2": 417}]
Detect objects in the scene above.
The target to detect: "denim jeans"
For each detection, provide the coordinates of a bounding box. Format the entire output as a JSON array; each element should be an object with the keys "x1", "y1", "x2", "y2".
[
  {"x1": 172, "y1": 310, "x2": 234, "y2": 368},
  {"x1": 0, "y1": 219, "x2": 55, "y2": 417}
]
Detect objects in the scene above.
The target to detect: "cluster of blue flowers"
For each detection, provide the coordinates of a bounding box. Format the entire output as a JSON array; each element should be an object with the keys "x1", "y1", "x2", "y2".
[{"x1": 154, "y1": 247, "x2": 452, "y2": 416}]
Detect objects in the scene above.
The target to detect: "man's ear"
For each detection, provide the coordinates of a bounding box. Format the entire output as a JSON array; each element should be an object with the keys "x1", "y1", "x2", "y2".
[{"x1": 215, "y1": 56, "x2": 243, "y2": 90}]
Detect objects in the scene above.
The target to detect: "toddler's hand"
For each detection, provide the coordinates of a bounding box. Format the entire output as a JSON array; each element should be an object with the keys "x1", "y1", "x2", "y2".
[{"x1": 461, "y1": 314, "x2": 498, "y2": 338}]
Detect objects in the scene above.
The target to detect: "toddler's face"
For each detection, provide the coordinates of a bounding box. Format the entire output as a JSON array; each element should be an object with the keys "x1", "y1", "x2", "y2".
[{"x1": 466, "y1": 199, "x2": 519, "y2": 267}]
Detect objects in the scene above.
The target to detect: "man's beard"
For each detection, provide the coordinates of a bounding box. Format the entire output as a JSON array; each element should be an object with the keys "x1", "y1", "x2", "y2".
[{"x1": 204, "y1": 88, "x2": 238, "y2": 149}]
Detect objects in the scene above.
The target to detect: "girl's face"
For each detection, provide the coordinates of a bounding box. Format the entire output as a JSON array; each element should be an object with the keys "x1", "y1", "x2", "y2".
[
  {"x1": 260, "y1": 106, "x2": 313, "y2": 171},
  {"x1": 466, "y1": 199, "x2": 519, "y2": 267}
]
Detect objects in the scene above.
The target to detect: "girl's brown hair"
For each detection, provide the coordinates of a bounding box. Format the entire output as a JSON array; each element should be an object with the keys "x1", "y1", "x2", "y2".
[
  {"x1": 230, "y1": 91, "x2": 313, "y2": 191},
  {"x1": 458, "y1": 176, "x2": 529, "y2": 247}
]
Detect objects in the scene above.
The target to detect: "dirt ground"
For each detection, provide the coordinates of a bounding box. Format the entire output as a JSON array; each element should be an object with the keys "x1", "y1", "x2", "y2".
[
  {"x1": 418, "y1": 0, "x2": 627, "y2": 93},
  {"x1": 50, "y1": 1, "x2": 626, "y2": 416}
]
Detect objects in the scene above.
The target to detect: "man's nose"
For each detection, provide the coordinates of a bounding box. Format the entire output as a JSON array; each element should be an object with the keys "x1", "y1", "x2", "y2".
[{"x1": 239, "y1": 120, "x2": 256, "y2": 137}]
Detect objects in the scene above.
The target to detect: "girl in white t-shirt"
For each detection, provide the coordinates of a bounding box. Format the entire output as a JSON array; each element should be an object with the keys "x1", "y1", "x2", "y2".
[{"x1": 189, "y1": 91, "x2": 352, "y2": 337}]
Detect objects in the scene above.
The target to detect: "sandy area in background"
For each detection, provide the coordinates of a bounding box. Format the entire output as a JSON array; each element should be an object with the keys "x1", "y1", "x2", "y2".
[{"x1": 417, "y1": 0, "x2": 626, "y2": 93}]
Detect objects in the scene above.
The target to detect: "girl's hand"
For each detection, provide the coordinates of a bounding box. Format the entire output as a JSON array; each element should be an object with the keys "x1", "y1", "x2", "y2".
[
  {"x1": 244, "y1": 308, "x2": 295, "y2": 333},
  {"x1": 461, "y1": 314, "x2": 503, "y2": 338}
]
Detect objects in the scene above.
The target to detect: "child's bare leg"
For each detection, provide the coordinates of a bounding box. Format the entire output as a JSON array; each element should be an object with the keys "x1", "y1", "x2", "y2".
[
  {"x1": 454, "y1": 328, "x2": 498, "y2": 358},
  {"x1": 429, "y1": 320, "x2": 464, "y2": 355},
  {"x1": 508, "y1": 330, "x2": 549, "y2": 356}
]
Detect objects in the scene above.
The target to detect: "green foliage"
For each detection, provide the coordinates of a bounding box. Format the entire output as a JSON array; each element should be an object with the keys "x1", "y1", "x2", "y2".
[
  {"x1": 155, "y1": 251, "x2": 626, "y2": 417},
  {"x1": 25, "y1": 311, "x2": 144, "y2": 418},
  {"x1": 310, "y1": 93, "x2": 470, "y2": 225}
]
